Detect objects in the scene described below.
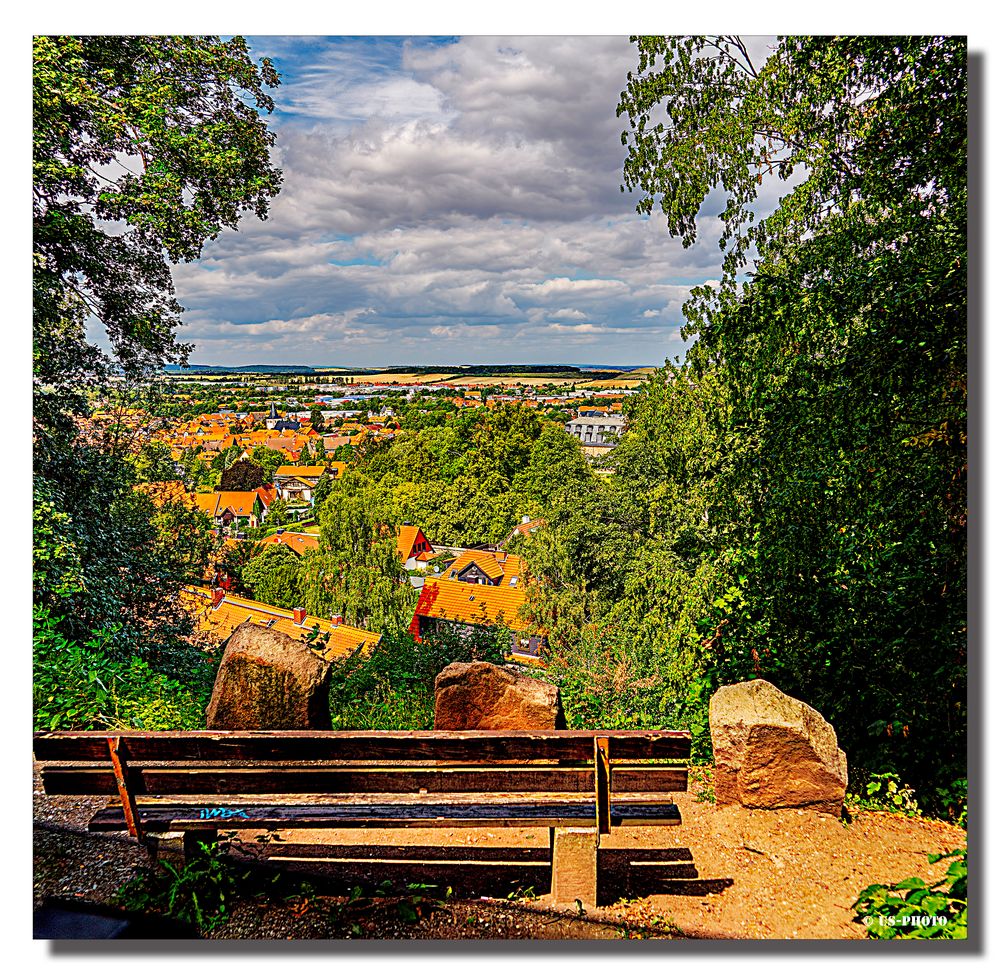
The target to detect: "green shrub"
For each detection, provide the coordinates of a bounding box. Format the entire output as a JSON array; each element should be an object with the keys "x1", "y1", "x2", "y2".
[
  {"x1": 853, "y1": 848, "x2": 967, "y2": 939},
  {"x1": 846, "y1": 771, "x2": 922, "y2": 817},
  {"x1": 115, "y1": 839, "x2": 247, "y2": 932},
  {"x1": 326, "y1": 625, "x2": 506, "y2": 730},
  {"x1": 33, "y1": 605, "x2": 211, "y2": 731}
]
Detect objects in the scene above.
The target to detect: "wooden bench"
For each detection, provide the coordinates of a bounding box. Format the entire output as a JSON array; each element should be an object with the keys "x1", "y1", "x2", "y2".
[{"x1": 33, "y1": 729, "x2": 691, "y2": 906}]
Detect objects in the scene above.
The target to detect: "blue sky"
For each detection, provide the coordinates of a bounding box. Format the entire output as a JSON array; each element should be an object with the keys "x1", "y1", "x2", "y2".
[{"x1": 155, "y1": 35, "x2": 779, "y2": 368}]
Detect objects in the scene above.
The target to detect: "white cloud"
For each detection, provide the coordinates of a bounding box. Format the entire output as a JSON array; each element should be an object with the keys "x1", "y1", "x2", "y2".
[{"x1": 164, "y1": 35, "x2": 766, "y2": 366}]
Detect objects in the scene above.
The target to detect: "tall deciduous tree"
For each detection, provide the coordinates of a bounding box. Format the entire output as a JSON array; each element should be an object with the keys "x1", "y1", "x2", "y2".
[
  {"x1": 33, "y1": 35, "x2": 282, "y2": 667},
  {"x1": 617, "y1": 36, "x2": 966, "y2": 801},
  {"x1": 250, "y1": 446, "x2": 287, "y2": 483},
  {"x1": 300, "y1": 475, "x2": 413, "y2": 633},
  {"x1": 218, "y1": 459, "x2": 266, "y2": 493}
]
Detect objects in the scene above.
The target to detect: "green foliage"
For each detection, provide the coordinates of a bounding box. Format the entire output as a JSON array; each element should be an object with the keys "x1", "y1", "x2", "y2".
[
  {"x1": 846, "y1": 771, "x2": 922, "y2": 818},
  {"x1": 689, "y1": 766, "x2": 716, "y2": 804},
  {"x1": 300, "y1": 474, "x2": 414, "y2": 632},
  {"x1": 240, "y1": 544, "x2": 303, "y2": 610},
  {"x1": 853, "y1": 848, "x2": 967, "y2": 939},
  {"x1": 249, "y1": 446, "x2": 286, "y2": 483},
  {"x1": 218, "y1": 458, "x2": 266, "y2": 492},
  {"x1": 33, "y1": 606, "x2": 211, "y2": 731},
  {"x1": 616, "y1": 35, "x2": 966, "y2": 807},
  {"x1": 327, "y1": 627, "x2": 507, "y2": 731},
  {"x1": 33, "y1": 34, "x2": 281, "y2": 719},
  {"x1": 263, "y1": 497, "x2": 291, "y2": 527},
  {"x1": 115, "y1": 839, "x2": 248, "y2": 933},
  {"x1": 132, "y1": 442, "x2": 178, "y2": 483},
  {"x1": 34, "y1": 35, "x2": 281, "y2": 381},
  {"x1": 34, "y1": 459, "x2": 212, "y2": 669}
]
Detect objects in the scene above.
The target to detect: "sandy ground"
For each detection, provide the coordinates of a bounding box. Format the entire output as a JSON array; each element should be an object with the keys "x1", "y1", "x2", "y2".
[{"x1": 33, "y1": 765, "x2": 965, "y2": 941}]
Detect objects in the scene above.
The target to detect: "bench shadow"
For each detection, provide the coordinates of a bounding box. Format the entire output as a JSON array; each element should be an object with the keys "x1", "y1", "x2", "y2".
[{"x1": 234, "y1": 840, "x2": 733, "y2": 906}]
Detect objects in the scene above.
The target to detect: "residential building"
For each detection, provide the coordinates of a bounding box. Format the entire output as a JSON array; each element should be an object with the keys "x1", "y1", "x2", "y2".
[
  {"x1": 274, "y1": 466, "x2": 327, "y2": 504},
  {"x1": 565, "y1": 413, "x2": 626, "y2": 447},
  {"x1": 396, "y1": 524, "x2": 434, "y2": 570},
  {"x1": 180, "y1": 586, "x2": 380, "y2": 661},
  {"x1": 408, "y1": 549, "x2": 543, "y2": 658},
  {"x1": 191, "y1": 491, "x2": 264, "y2": 529}
]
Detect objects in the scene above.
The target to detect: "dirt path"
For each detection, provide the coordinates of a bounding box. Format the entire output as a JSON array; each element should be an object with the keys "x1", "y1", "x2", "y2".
[{"x1": 33, "y1": 767, "x2": 965, "y2": 940}]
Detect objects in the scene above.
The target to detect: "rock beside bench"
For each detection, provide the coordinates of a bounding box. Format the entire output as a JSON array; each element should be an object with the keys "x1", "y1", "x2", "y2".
[
  {"x1": 434, "y1": 661, "x2": 566, "y2": 730},
  {"x1": 206, "y1": 621, "x2": 332, "y2": 730},
  {"x1": 709, "y1": 679, "x2": 848, "y2": 816}
]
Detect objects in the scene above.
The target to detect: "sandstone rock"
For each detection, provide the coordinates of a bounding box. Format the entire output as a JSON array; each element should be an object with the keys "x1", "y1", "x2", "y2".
[
  {"x1": 709, "y1": 679, "x2": 848, "y2": 816},
  {"x1": 206, "y1": 621, "x2": 332, "y2": 730},
  {"x1": 433, "y1": 661, "x2": 566, "y2": 730}
]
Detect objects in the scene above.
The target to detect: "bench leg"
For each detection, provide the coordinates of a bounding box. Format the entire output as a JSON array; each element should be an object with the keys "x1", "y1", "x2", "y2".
[
  {"x1": 549, "y1": 826, "x2": 598, "y2": 908},
  {"x1": 144, "y1": 829, "x2": 218, "y2": 865}
]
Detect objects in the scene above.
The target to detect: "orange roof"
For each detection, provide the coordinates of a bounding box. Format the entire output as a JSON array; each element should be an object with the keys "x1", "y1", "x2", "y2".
[
  {"x1": 255, "y1": 485, "x2": 278, "y2": 507},
  {"x1": 191, "y1": 493, "x2": 221, "y2": 518},
  {"x1": 274, "y1": 466, "x2": 327, "y2": 479},
  {"x1": 259, "y1": 532, "x2": 321, "y2": 557},
  {"x1": 446, "y1": 550, "x2": 527, "y2": 585},
  {"x1": 213, "y1": 491, "x2": 261, "y2": 516},
  {"x1": 446, "y1": 550, "x2": 503, "y2": 581},
  {"x1": 396, "y1": 525, "x2": 423, "y2": 562},
  {"x1": 412, "y1": 578, "x2": 527, "y2": 630},
  {"x1": 180, "y1": 586, "x2": 381, "y2": 660}
]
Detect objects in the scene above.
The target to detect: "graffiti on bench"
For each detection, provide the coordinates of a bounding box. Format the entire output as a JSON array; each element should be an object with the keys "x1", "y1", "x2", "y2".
[{"x1": 198, "y1": 807, "x2": 251, "y2": 821}]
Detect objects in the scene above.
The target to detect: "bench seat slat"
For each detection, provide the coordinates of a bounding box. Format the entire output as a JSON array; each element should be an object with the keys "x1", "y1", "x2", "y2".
[
  {"x1": 40, "y1": 765, "x2": 688, "y2": 797},
  {"x1": 87, "y1": 800, "x2": 682, "y2": 833},
  {"x1": 33, "y1": 730, "x2": 692, "y2": 763}
]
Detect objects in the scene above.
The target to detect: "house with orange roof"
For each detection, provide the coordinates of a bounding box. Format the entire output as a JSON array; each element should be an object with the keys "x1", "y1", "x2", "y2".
[
  {"x1": 259, "y1": 530, "x2": 321, "y2": 557},
  {"x1": 265, "y1": 436, "x2": 302, "y2": 460},
  {"x1": 180, "y1": 586, "x2": 380, "y2": 661},
  {"x1": 274, "y1": 465, "x2": 327, "y2": 504},
  {"x1": 502, "y1": 516, "x2": 547, "y2": 547},
  {"x1": 408, "y1": 548, "x2": 542, "y2": 658},
  {"x1": 396, "y1": 524, "x2": 434, "y2": 569},
  {"x1": 191, "y1": 490, "x2": 265, "y2": 529}
]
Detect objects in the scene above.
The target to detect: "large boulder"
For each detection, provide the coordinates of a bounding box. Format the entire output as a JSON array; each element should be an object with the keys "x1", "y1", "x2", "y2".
[
  {"x1": 206, "y1": 621, "x2": 332, "y2": 730},
  {"x1": 434, "y1": 661, "x2": 566, "y2": 730},
  {"x1": 709, "y1": 679, "x2": 848, "y2": 816}
]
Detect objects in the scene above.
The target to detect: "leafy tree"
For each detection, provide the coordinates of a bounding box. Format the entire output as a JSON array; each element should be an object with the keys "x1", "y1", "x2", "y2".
[
  {"x1": 211, "y1": 446, "x2": 241, "y2": 472},
  {"x1": 300, "y1": 475, "x2": 413, "y2": 633},
  {"x1": 312, "y1": 474, "x2": 334, "y2": 507},
  {"x1": 240, "y1": 545, "x2": 303, "y2": 609},
  {"x1": 617, "y1": 35, "x2": 966, "y2": 803},
  {"x1": 33, "y1": 35, "x2": 282, "y2": 710},
  {"x1": 34, "y1": 35, "x2": 281, "y2": 423},
  {"x1": 132, "y1": 441, "x2": 179, "y2": 483},
  {"x1": 512, "y1": 422, "x2": 594, "y2": 512},
  {"x1": 218, "y1": 459, "x2": 266, "y2": 492},
  {"x1": 310, "y1": 407, "x2": 325, "y2": 432},
  {"x1": 249, "y1": 446, "x2": 286, "y2": 483},
  {"x1": 263, "y1": 497, "x2": 290, "y2": 527}
]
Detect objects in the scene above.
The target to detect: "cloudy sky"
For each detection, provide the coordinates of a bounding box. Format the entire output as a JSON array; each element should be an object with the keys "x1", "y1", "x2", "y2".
[{"x1": 161, "y1": 35, "x2": 768, "y2": 368}]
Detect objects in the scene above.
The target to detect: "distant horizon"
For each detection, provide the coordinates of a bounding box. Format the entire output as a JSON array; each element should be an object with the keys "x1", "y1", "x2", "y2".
[{"x1": 162, "y1": 361, "x2": 657, "y2": 372}]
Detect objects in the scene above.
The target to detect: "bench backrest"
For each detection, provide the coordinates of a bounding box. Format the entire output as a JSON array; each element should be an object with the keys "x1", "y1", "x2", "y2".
[{"x1": 34, "y1": 729, "x2": 691, "y2": 839}]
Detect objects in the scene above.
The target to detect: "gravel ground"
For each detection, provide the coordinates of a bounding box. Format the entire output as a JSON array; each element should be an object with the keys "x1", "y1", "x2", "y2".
[{"x1": 33, "y1": 764, "x2": 966, "y2": 941}]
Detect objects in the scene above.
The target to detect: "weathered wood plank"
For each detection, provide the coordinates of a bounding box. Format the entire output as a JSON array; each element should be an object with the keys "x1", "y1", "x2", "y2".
[
  {"x1": 40, "y1": 764, "x2": 688, "y2": 797},
  {"x1": 34, "y1": 729, "x2": 692, "y2": 763},
  {"x1": 88, "y1": 799, "x2": 681, "y2": 833}
]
